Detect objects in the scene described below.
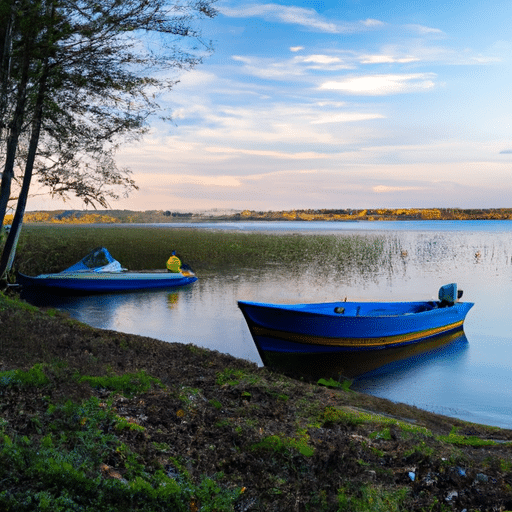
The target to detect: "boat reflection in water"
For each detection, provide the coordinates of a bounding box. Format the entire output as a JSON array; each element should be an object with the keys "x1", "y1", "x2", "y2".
[{"x1": 254, "y1": 329, "x2": 469, "y2": 381}]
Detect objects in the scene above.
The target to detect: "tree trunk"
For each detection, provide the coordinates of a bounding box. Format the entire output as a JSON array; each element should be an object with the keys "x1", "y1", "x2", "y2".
[
  {"x1": 0, "y1": 0, "x2": 16, "y2": 139},
  {"x1": 0, "y1": 27, "x2": 32, "y2": 229},
  {"x1": 0, "y1": 53, "x2": 48, "y2": 278}
]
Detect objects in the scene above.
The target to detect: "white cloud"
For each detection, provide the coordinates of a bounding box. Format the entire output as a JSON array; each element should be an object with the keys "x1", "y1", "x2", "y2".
[
  {"x1": 373, "y1": 185, "x2": 426, "y2": 193},
  {"x1": 243, "y1": 169, "x2": 318, "y2": 181},
  {"x1": 290, "y1": 46, "x2": 304, "y2": 52},
  {"x1": 205, "y1": 147, "x2": 328, "y2": 160},
  {"x1": 232, "y1": 55, "x2": 310, "y2": 78},
  {"x1": 299, "y1": 54, "x2": 344, "y2": 65},
  {"x1": 231, "y1": 52, "x2": 354, "y2": 81},
  {"x1": 219, "y1": 3, "x2": 338, "y2": 32},
  {"x1": 362, "y1": 19, "x2": 385, "y2": 28},
  {"x1": 310, "y1": 112, "x2": 385, "y2": 124},
  {"x1": 360, "y1": 54, "x2": 420, "y2": 64},
  {"x1": 404, "y1": 24, "x2": 445, "y2": 36},
  {"x1": 187, "y1": 100, "x2": 386, "y2": 147},
  {"x1": 138, "y1": 173, "x2": 242, "y2": 188},
  {"x1": 219, "y1": 3, "x2": 384, "y2": 34},
  {"x1": 293, "y1": 53, "x2": 354, "y2": 70},
  {"x1": 319, "y1": 73, "x2": 436, "y2": 95}
]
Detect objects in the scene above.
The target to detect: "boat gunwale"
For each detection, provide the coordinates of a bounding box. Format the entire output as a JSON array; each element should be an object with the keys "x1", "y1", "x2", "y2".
[
  {"x1": 21, "y1": 271, "x2": 193, "y2": 281},
  {"x1": 237, "y1": 299, "x2": 473, "y2": 320}
]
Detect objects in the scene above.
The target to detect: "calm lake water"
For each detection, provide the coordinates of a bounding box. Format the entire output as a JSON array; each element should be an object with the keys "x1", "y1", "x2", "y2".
[{"x1": 22, "y1": 220, "x2": 512, "y2": 429}]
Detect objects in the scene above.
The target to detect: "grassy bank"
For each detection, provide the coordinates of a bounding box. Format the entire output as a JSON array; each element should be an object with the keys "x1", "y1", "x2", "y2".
[
  {"x1": 1, "y1": 292, "x2": 512, "y2": 511},
  {"x1": 2, "y1": 225, "x2": 512, "y2": 510}
]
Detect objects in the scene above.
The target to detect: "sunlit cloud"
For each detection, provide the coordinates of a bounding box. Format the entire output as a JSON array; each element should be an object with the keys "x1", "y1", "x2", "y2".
[
  {"x1": 160, "y1": 174, "x2": 242, "y2": 187},
  {"x1": 290, "y1": 46, "x2": 304, "y2": 52},
  {"x1": 244, "y1": 169, "x2": 318, "y2": 181},
  {"x1": 373, "y1": 185, "x2": 426, "y2": 193},
  {"x1": 319, "y1": 73, "x2": 436, "y2": 95},
  {"x1": 205, "y1": 147, "x2": 328, "y2": 159},
  {"x1": 187, "y1": 101, "x2": 386, "y2": 146}
]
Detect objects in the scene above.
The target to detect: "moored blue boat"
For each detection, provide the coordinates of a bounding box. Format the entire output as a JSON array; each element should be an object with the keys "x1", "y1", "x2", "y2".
[
  {"x1": 238, "y1": 284, "x2": 473, "y2": 377},
  {"x1": 17, "y1": 247, "x2": 197, "y2": 294}
]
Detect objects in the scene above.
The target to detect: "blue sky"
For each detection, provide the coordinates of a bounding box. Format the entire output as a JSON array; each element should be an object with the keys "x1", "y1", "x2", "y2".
[{"x1": 31, "y1": 1, "x2": 512, "y2": 211}]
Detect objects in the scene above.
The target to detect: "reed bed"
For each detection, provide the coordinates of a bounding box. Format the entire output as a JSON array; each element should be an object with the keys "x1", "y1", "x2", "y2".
[{"x1": 13, "y1": 224, "x2": 394, "y2": 276}]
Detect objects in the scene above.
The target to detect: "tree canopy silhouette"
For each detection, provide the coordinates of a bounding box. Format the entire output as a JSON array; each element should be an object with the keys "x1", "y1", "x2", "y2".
[{"x1": 0, "y1": 0, "x2": 217, "y2": 278}]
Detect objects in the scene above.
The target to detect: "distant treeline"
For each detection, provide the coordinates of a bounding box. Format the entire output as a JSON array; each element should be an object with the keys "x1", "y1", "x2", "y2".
[
  {"x1": 235, "y1": 208, "x2": 512, "y2": 221},
  {"x1": 4, "y1": 208, "x2": 512, "y2": 225},
  {"x1": 3, "y1": 210, "x2": 196, "y2": 224}
]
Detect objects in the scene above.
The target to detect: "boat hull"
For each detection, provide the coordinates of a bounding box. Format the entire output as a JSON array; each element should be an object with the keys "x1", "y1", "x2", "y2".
[
  {"x1": 17, "y1": 271, "x2": 197, "y2": 293},
  {"x1": 238, "y1": 299, "x2": 473, "y2": 377}
]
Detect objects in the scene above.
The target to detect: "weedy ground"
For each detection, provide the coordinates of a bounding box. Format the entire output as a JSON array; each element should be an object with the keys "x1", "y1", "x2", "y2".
[
  {"x1": 2, "y1": 225, "x2": 512, "y2": 510},
  {"x1": 1, "y1": 291, "x2": 512, "y2": 511}
]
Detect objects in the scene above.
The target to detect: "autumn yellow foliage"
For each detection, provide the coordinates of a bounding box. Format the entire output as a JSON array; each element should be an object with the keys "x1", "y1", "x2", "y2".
[
  {"x1": 11, "y1": 207, "x2": 512, "y2": 224},
  {"x1": 23, "y1": 212, "x2": 119, "y2": 224},
  {"x1": 420, "y1": 209, "x2": 442, "y2": 220},
  {"x1": 282, "y1": 211, "x2": 297, "y2": 220}
]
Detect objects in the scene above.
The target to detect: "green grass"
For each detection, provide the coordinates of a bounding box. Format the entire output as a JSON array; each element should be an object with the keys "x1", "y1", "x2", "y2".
[
  {"x1": 0, "y1": 395, "x2": 241, "y2": 512},
  {"x1": 13, "y1": 224, "x2": 391, "y2": 276},
  {"x1": 251, "y1": 430, "x2": 315, "y2": 457},
  {"x1": 215, "y1": 367, "x2": 261, "y2": 387},
  {"x1": 322, "y1": 406, "x2": 433, "y2": 438},
  {"x1": 77, "y1": 370, "x2": 164, "y2": 397},
  {"x1": 0, "y1": 364, "x2": 50, "y2": 388},
  {"x1": 337, "y1": 484, "x2": 409, "y2": 512},
  {"x1": 437, "y1": 433, "x2": 510, "y2": 447}
]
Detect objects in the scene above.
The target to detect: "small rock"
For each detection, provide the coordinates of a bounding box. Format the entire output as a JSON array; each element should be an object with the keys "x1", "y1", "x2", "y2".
[
  {"x1": 474, "y1": 473, "x2": 488, "y2": 484},
  {"x1": 366, "y1": 470, "x2": 376, "y2": 481},
  {"x1": 445, "y1": 490, "x2": 458, "y2": 502},
  {"x1": 423, "y1": 472, "x2": 437, "y2": 486}
]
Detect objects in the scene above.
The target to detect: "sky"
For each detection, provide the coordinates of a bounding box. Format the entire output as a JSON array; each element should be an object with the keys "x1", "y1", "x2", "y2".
[{"x1": 29, "y1": 0, "x2": 512, "y2": 212}]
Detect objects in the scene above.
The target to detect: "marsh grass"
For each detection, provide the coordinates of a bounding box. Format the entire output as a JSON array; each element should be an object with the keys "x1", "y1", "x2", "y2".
[{"x1": 13, "y1": 225, "x2": 392, "y2": 276}]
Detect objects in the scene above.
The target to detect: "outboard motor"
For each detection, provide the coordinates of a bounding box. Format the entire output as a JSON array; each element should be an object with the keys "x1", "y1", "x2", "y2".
[{"x1": 438, "y1": 283, "x2": 462, "y2": 306}]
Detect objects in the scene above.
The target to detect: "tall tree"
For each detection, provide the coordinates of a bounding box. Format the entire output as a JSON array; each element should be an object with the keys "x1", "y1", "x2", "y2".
[
  {"x1": 0, "y1": 0, "x2": 38, "y2": 229},
  {"x1": 0, "y1": 0, "x2": 217, "y2": 278}
]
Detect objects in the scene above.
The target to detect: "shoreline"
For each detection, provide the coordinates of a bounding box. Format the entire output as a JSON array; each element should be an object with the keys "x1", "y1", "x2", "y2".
[
  {"x1": 1, "y1": 291, "x2": 512, "y2": 510},
  {"x1": 6, "y1": 207, "x2": 512, "y2": 226}
]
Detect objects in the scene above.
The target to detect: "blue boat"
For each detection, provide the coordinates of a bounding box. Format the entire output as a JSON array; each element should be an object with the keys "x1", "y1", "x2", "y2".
[
  {"x1": 17, "y1": 247, "x2": 197, "y2": 293},
  {"x1": 238, "y1": 284, "x2": 473, "y2": 377}
]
